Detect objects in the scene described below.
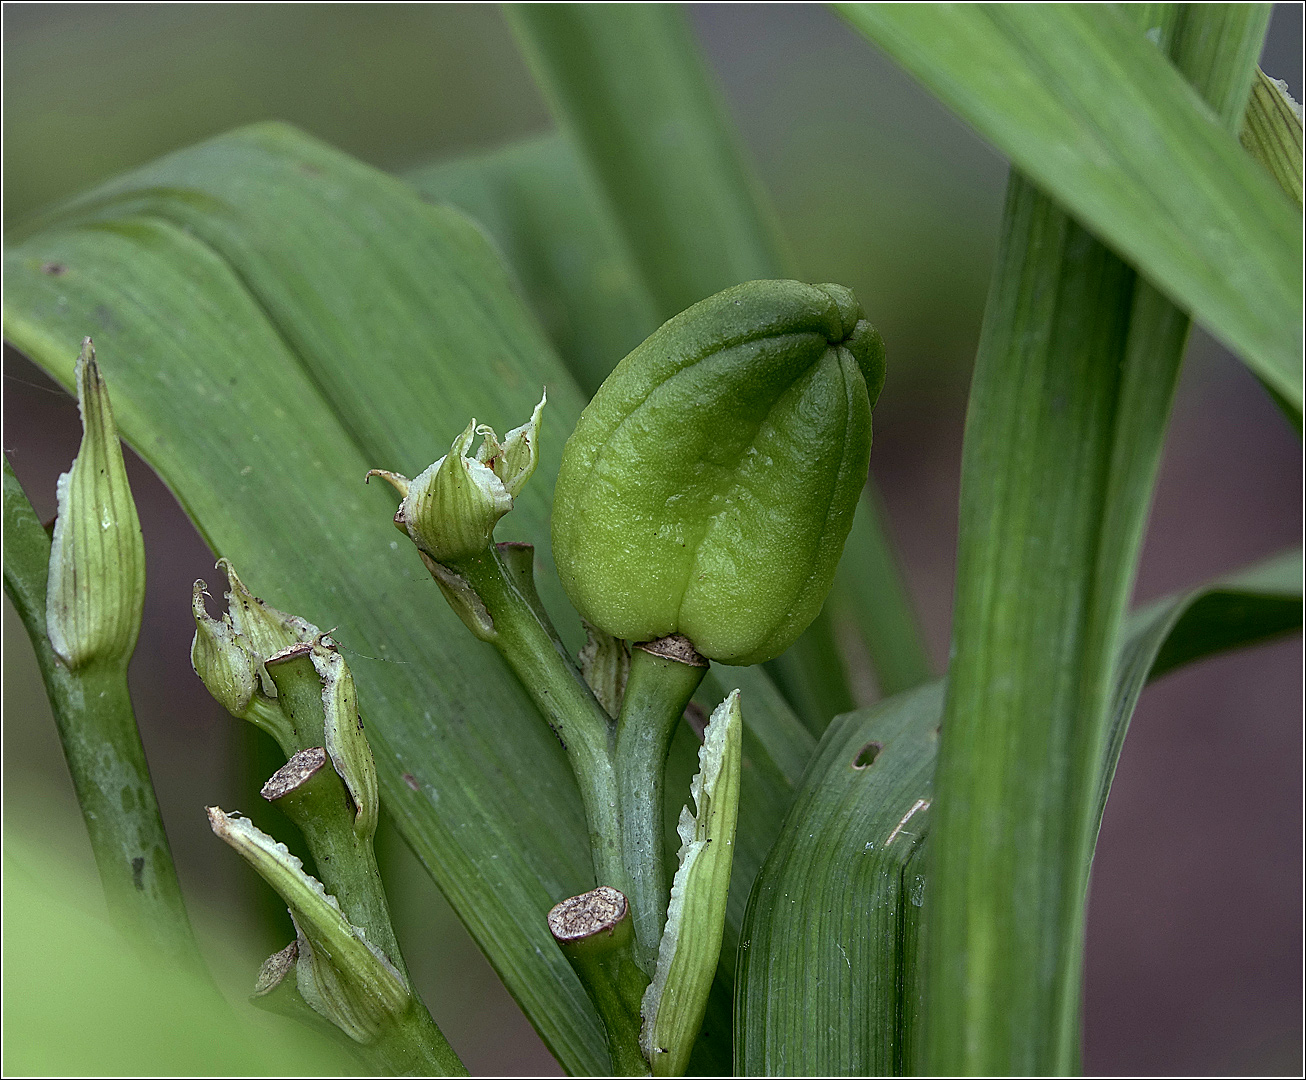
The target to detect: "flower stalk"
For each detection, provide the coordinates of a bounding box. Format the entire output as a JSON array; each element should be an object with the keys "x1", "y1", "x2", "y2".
[
  {"x1": 192, "y1": 562, "x2": 463, "y2": 1072},
  {"x1": 2, "y1": 341, "x2": 204, "y2": 975},
  {"x1": 444, "y1": 542, "x2": 631, "y2": 899},
  {"x1": 614, "y1": 638, "x2": 709, "y2": 972}
]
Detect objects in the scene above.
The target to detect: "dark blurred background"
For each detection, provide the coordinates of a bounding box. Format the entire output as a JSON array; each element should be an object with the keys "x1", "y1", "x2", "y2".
[{"x1": 4, "y1": 4, "x2": 1301, "y2": 1075}]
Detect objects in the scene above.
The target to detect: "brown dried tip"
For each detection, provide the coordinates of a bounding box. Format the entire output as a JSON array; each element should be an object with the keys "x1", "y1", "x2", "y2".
[
  {"x1": 261, "y1": 747, "x2": 328, "y2": 801},
  {"x1": 364, "y1": 469, "x2": 410, "y2": 498},
  {"x1": 547, "y1": 885, "x2": 628, "y2": 942},
  {"x1": 253, "y1": 939, "x2": 299, "y2": 996},
  {"x1": 635, "y1": 632, "x2": 709, "y2": 667},
  {"x1": 683, "y1": 701, "x2": 709, "y2": 742},
  {"x1": 265, "y1": 641, "x2": 314, "y2": 667}
]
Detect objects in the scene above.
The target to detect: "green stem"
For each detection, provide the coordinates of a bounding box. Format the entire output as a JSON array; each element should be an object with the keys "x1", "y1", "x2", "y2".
[
  {"x1": 260, "y1": 746, "x2": 403, "y2": 973},
  {"x1": 262, "y1": 650, "x2": 403, "y2": 966},
  {"x1": 3, "y1": 459, "x2": 204, "y2": 973},
  {"x1": 449, "y1": 545, "x2": 629, "y2": 896},
  {"x1": 922, "y1": 9, "x2": 1270, "y2": 1072},
  {"x1": 614, "y1": 641, "x2": 708, "y2": 972},
  {"x1": 259, "y1": 651, "x2": 466, "y2": 1074},
  {"x1": 252, "y1": 936, "x2": 466, "y2": 1076},
  {"x1": 375, "y1": 1000, "x2": 469, "y2": 1077}
]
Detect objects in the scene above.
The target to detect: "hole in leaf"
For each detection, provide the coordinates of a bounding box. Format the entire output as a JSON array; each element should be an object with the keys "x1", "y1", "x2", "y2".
[{"x1": 852, "y1": 741, "x2": 882, "y2": 769}]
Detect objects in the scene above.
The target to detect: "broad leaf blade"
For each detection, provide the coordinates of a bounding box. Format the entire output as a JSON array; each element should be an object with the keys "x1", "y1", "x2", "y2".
[
  {"x1": 905, "y1": 10, "x2": 1276, "y2": 1071},
  {"x1": 735, "y1": 682, "x2": 940, "y2": 1077},
  {"x1": 735, "y1": 549, "x2": 1301, "y2": 1075},
  {"x1": 1099, "y1": 548, "x2": 1303, "y2": 831},
  {"x1": 406, "y1": 135, "x2": 660, "y2": 398},
  {"x1": 923, "y1": 175, "x2": 1172, "y2": 1073},
  {"x1": 5, "y1": 123, "x2": 609, "y2": 1072},
  {"x1": 837, "y1": 3, "x2": 1301, "y2": 416}
]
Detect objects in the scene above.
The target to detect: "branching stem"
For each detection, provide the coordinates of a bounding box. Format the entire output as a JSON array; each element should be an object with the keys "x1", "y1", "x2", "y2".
[{"x1": 450, "y1": 545, "x2": 631, "y2": 898}]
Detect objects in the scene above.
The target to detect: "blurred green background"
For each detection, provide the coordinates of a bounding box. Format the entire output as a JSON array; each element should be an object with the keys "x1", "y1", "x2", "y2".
[{"x1": 4, "y1": 4, "x2": 1301, "y2": 1075}]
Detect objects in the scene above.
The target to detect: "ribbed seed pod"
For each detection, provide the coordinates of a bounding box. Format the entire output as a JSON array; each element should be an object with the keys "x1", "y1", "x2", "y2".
[{"x1": 552, "y1": 279, "x2": 885, "y2": 666}]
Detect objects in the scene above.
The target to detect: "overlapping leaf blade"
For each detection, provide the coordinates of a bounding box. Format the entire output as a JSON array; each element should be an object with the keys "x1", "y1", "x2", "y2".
[
  {"x1": 736, "y1": 682, "x2": 939, "y2": 1077},
  {"x1": 505, "y1": 3, "x2": 789, "y2": 321},
  {"x1": 1097, "y1": 548, "x2": 1303, "y2": 834},
  {"x1": 838, "y1": 3, "x2": 1302, "y2": 416},
  {"x1": 735, "y1": 549, "x2": 1301, "y2": 1076},
  {"x1": 3, "y1": 121, "x2": 826, "y2": 1074},
  {"x1": 406, "y1": 134, "x2": 660, "y2": 399},
  {"x1": 863, "y1": 8, "x2": 1279, "y2": 1071}
]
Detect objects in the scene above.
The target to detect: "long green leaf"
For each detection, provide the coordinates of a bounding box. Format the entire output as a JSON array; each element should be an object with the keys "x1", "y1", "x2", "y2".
[
  {"x1": 924, "y1": 177, "x2": 1165, "y2": 1074},
  {"x1": 904, "y1": 8, "x2": 1274, "y2": 1072},
  {"x1": 735, "y1": 547, "x2": 1301, "y2": 1076},
  {"x1": 1097, "y1": 547, "x2": 1303, "y2": 834},
  {"x1": 837, "y1": 3, "x2": 1301, "y2": 416},
  {"x1": 505, "y1": 3, "x2": 789, "y2": 320}
]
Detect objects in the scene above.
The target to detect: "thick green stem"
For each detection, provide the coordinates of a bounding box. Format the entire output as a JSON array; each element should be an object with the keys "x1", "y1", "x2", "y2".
[
  {"x1": 263, "y1": 651, "x2": 399, "y2": 961},
  {"x1": 374, "y1": 1000, "x2": 469, "y2": 1077},
  {"x1": 246, "y1": 868, "x2": 465, "y2": 1078},
  {"x1": 3, "y1": 459, "x2": 203, "y2": 973},
  {"x1": 922, "y1": 9, "x2": 1271, "y2": 1072},
  {"x1": 449, "y1": 545, "x2": 629, "y2": 896},
  {"x1": 614, "y1": 641, "x2": 708, "y2": 972},
  {"x1": 258, "y1": 645, "x2": 459, "y2": 1070}
]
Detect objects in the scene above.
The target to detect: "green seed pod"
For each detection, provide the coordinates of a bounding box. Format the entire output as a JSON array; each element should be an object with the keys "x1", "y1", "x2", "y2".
[{"x1": 552, "y1": 280, "x2": 885, "y2": 666}]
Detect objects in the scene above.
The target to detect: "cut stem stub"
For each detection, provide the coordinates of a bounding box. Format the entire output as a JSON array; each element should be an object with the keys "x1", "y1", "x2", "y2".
[{"x1": 549, "y1": 887, "x2": 651, "y2": 1076}]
